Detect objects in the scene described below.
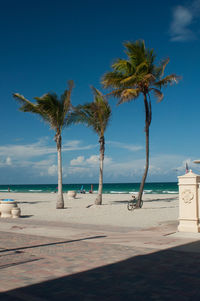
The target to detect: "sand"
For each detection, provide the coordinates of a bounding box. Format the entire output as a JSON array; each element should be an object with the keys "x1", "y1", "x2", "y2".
[{"x1": 0, "y1": 192, "x2": 179, "y2": 229}]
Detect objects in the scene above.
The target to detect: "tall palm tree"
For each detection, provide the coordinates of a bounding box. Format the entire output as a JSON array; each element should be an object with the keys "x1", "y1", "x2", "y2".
[
  {"x1": 102, "y1": 40, "x2": 179, "y2": 208},
  {"x1": 13, "y1": 80, "x2": 74, "y2": 209},
  {"x1": 68, "y1": 87, "x2": 111, "y2": 205}
]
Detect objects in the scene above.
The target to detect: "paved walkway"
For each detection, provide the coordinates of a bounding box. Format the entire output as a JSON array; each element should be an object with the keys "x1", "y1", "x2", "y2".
[{"x1": 0, "y1": 218, "x2": 200, "y2": 300}]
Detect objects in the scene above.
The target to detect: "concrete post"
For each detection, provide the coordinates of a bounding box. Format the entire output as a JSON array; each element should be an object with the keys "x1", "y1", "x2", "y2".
[{"x1": 178, "y1": 170, "x2": 200, "y2": 233}]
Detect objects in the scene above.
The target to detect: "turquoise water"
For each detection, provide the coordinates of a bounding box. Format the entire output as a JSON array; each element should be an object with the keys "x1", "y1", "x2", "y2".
[{"x1": 0, "y1": 182, "x2": 178, "y2": 194}]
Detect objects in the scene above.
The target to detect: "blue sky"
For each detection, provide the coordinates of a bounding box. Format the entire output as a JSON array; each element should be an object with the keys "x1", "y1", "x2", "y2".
[{"x1": 1, "y1": 0, "x2": 200, "y2": 184}]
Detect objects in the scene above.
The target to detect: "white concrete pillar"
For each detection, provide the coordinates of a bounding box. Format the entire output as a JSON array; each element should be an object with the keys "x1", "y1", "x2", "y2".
[{"x1": 178, "y1": 170, "x2": 200, "y2": 233}]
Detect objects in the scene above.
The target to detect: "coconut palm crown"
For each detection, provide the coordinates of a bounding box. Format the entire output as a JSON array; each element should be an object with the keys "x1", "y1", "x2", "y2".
[
  {"x1": 102, "y1": 40, "x2": 179, "y2": 207},
  {"x1": 68, "y1": 87, "x2": 111, "y2": 205},
  {"x1": 13, "y1": 80, "x2": 74, "y2": 209}
]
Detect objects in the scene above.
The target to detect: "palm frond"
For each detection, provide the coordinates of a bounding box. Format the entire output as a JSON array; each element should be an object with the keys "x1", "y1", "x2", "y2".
[
  {"x1": 35, "y1": 94, "x2": 60, "y2": 129},
  {"x1": 13, "y1": 93, "x2": 39, "y2": 113},
  {"x1": 118, "y1": 88, "x2": 140, "y2": 105},
  {"x1": 106, "y1": 88, "x2": 128, "y2": 98},
  {"x1": 13, "y1": 81, "x2": 74, "y2": 134},
  {"x1": 63, "y1": 80, "x2": 74, "y2": 110},
  {"x1": 124, "y1": 40, "x2": 145, "y2": 60},
  {"x1": 60, "y1": 80, "x2": 74, "y2": 127},
  {"x1": 68, "y1": 87, "x2": 111, "y2": 137},
  {"x1": 135, "y1": 61, "x2": 149, "y2": 74},
  {"x1": 124, "y1": 40, "x2": 154, "y2": 69},
  {"x1": 112, "y1": 59, "x2": 133, "y2": 74},
  {"x1": 151, "y1": 88, "x2": 164, "y2": 102},
  {"x1": 154, "y1": 74, "x2": 180, "y2": 89},
  {"x1": 120, "y1": 74, "x2": 137, "y2": 85},
  {"x1": 102, "y1": 71, "x2": 125, "y2": 89},
  {"x1": 103, "y1": 39, "x2": 179, "y2": 106},
  {"x1": 143, "y1": 73, "x2": 156, "y2": 83},
  {"x1": 91, "y1": 86, "x2": 104, "y2": 102},
  {"x1": 151, "y1": 58, "x2": 171, "y2": 81}
]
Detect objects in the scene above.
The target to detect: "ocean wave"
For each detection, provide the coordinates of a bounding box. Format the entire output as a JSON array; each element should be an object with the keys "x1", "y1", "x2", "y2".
[
  {"x1": 0, "y1": 189, "x2": 11, "y2": 192},
  {"x1": 28, "y1": 190, "x2": 43, "y2": 192},
  {"x1": 110, "y1": 191, "x2": 129, "y2": 194},
  {"x1": 144, "y1": 190, "x2": 153, "y2": 193},
  {"x1": 162, "y1": 191, "x2": 178, "y2": 194}
]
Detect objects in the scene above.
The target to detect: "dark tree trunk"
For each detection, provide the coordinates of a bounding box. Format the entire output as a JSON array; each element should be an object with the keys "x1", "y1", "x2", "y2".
[
  {"x1": 55, "y1": 133, "x2": 64, "y2": 209},
  {"x1": 136, "y1": 93, "x2": 151, "y2": 208},
  {"x1": 95, "y1": 136, "x2": 105, "y2": 205}
]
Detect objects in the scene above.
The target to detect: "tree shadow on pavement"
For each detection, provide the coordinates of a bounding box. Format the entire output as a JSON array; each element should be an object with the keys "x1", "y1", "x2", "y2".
[{"x1": 0, "y1": 235, "x2": 107, "y2": 254}]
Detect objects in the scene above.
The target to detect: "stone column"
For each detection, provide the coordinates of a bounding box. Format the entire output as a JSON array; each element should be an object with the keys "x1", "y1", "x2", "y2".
[{"x1": 178, "y1": 170, "x2": 200, "y2": 233}]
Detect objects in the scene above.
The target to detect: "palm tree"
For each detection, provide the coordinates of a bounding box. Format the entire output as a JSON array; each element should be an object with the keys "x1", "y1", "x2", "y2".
[
  {"x1": 102, "y1": 40, "x2": 179, "y2": 208},
  {"x1": 13, "y1": 80, "x2": 74, "y2": 209},
  {"x1": 68, "y1": 87, "x2": 111, "y2": 205}
]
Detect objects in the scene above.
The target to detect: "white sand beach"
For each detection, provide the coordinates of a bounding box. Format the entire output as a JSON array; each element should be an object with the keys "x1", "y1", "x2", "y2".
[{"x1": 0, "y1": 192, "x2": 178, "y2": 229}]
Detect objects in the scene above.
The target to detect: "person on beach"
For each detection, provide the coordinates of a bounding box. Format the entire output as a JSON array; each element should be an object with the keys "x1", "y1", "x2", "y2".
[
  {"x1": 89, "y1": 184, "x2": 93, "y2": 194},
  {"x1": 80, "y1": 185, "x2": 85, "y2": 193}
]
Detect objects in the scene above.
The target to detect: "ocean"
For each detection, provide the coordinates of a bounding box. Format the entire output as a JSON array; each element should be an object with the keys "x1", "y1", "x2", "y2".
[{"x1": 0, "y1": 182, "x2": 178, "y2": 194}]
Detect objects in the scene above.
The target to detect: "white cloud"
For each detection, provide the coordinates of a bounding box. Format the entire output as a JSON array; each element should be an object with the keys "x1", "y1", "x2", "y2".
[
  {"x1": 85, "y1": 155, "x2": 112, "y2": 166},
  {"x1": 0, "y1": 139, "x2": 96, "y2": 162},
  {"x1": 104, "y1": 157, "x2": 113, "y2": 164},
  {"x1": 1, "y1": 136, "x2": 198, "y2": 182},
  {"x1": 170, "y1": 6, "x2": 194, "y2": 41},
  {"x1": 60, "y1": 152, "x2": 194, "y2": 181},
  {"x1": 101, "y1": 154, "x2": 193, "y2": 180},
  {"x1": 70, "y1": 156, "x2": 85, "y2": 166},
  {"x1": 0, "y1": 138, "x2": 98, "y2": 182},
  {"x1": 174, "y1": 158, "x2": 195, "y2": 173},
  {"x1": 48, "y1": 164, "x2": 57, "y2": 176},
  {"x1": 86, "y1": 155, "x2": 99, "y2": 165},
  {"x1": 67, "y1": 166, "x2": 90, "y2": 175},
  {"x1": 170, "y1": 1, "x2": 200, "y2": 41},
  {"x1": 108, "y1": 141, "x2": 143, "y2": 152},
  {"x1": 0, "y1": 141, "x2": 55, "y2": 159},
  {"x1": 63, "y1": 140, "x2": 97, "y2": 152},
  {"x1": 66, "y1": 154, "x2": 199, "y2": 181},
  {"x1": 70, "y1": 154, "x2": 112, "y2": 168},
  {"x1": 6, "y1": 157, "x2": 12, "y2": 166}
]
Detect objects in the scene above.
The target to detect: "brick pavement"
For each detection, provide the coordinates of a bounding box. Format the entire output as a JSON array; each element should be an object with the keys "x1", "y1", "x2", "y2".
[{"x1": 0, "y1": 219, "x2": 200, "y2": 300}]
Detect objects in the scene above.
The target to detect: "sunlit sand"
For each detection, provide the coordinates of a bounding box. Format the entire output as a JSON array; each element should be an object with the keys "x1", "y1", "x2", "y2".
[{"x1": 0, "y1": 192, "x2": 178, "y2": 229}]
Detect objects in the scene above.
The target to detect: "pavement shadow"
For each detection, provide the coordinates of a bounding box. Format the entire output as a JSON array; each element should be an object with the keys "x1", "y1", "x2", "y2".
[
  {"x1": 1, "y1": 240, "x2": 200, "y2": 300},
  {"x1": 0, "y1": 258, "x2": 42, "y2": 270},
  {"x1": 0, "y1": 235, "x2": 107, "y2": 254}
]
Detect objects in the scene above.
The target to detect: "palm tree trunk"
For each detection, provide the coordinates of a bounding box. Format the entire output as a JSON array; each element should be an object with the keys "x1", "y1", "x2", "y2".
[
  {"x1": 136, "y1": 93, "x2": 151, "y2": 208},
  {"x1": 95, "y1": 136, "x2": 104, "y2": 205},
  {"x1": 56, "y1": 134, "x2": 64, "y2": 209}
]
